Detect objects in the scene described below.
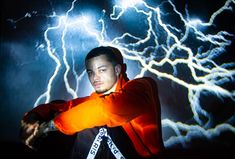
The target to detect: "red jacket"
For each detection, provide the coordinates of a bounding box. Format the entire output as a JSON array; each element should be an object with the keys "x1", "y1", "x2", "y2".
[{"x1": 27, "y1": 75, "x2": 164, "y2": 157}]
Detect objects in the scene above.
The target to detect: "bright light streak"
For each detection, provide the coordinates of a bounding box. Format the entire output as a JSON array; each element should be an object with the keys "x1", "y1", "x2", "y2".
[
  {"x1": 188, "y1": 19, "x2": 202, "y2": 26},
  {"x1": 122, "y1": 0, "x2": 143, "y2": 8},
  {"x1": 34, "y1": 0, "x2": 101, "y2": 106}
]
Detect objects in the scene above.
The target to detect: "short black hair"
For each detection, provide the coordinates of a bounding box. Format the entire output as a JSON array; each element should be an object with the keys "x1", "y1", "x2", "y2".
[{"x1": 85, "y1": 46, "x2": 124, "y2": 66}]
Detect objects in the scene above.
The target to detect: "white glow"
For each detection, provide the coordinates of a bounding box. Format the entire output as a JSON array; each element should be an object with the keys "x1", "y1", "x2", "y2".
[
  {"x1": 119, "y1": 0, "x2": 143, "y2": 8},
  {"x1": 188, "y1": 19, "x2": 202, "y2": 26}
]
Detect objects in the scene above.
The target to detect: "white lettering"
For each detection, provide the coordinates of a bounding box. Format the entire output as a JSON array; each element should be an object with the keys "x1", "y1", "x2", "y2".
[{"x1": 86, "y1": 127, "x2": 125, "y2": 159}]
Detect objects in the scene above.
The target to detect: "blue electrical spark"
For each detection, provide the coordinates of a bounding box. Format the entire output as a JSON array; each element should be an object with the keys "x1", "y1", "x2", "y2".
[{"x1": 9, "y1": 0, "x2": 234, "y2": 148}]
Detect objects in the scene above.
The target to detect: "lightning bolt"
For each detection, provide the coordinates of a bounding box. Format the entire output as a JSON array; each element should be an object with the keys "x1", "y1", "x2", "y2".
[
  {"x1": 108, "y1": 0, "x2": 235, "y2": 147},
  {"x1": 16, "y1": 0, "x2": 233, "y2": 148},
  {"x1": 34, "y1": 0, "x2": 103, "y2": 106}
]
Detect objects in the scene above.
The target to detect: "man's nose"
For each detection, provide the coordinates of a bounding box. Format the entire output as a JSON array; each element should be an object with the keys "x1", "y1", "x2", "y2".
[{"x1": 93, "y1": 72, "x2": 100, "y2": 81}]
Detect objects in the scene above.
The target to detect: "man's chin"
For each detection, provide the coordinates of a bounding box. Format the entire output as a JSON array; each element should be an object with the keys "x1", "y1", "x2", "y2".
[{"x1": 95, "y1": 89, "x2": 108, "y2": 94}]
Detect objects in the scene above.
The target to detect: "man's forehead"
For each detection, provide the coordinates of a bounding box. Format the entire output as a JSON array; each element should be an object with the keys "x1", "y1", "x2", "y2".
[{"x1": 86, "y1": 54, "x2": 112, "y2": 69}]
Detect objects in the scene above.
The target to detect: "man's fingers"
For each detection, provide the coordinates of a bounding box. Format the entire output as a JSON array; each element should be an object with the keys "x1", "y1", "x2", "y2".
[
  {"x1": 21, "y1": 120, "x2": 28, "y2": 129},
  {"x1": 20, "y1": 116, "x2": 42, "y2": 150},
  {"x1": 21, "y1": 120, "x2": 39, "y2": 133},
  {"x1": 25, "y1": 122, "x2": 39, "y2": 133},
  {"x1": 25, "y1": 126, "x2": 39, "y2": 150}
]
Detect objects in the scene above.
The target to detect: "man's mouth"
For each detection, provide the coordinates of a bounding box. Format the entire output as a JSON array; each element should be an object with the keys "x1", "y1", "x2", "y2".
[{"x1": 93, "y1": 82, "x2": 103, "y2": 88}]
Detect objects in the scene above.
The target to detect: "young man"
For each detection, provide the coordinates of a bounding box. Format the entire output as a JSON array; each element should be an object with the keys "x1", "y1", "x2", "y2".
[{"x1": 20, "y1": 46, "x2": 164, "y2": 159}]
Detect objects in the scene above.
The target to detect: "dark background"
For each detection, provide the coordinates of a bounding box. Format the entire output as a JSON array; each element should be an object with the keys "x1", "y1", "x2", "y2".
[{"x1": 1, "y1": 0, "x2": 234, "y2": 158}]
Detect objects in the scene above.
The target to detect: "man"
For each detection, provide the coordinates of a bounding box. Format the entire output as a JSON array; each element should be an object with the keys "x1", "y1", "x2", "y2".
[{"x1": 20, "y1": 46, "x2": 165, "y2": 159}]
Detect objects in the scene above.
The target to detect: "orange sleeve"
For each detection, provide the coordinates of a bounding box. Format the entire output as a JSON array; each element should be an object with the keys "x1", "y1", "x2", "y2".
[
  {"x1": 54, "y1": 78, "x2": 154, "y2": 135},
  {"x1": 25, "y1": 97, "x2": 89, "y2": 121},
  {"x1": 54, "y1": 98, "x2": 106, "y2": 135}
]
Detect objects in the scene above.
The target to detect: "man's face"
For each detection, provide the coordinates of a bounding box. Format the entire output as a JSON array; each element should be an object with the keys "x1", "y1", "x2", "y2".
[{"x1": 86, "y1": 54, "x2": 120, "y2": 94}]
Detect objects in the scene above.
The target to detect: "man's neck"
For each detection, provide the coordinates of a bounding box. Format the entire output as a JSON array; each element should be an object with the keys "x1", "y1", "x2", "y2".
[{"x1": 103, "y1": 83, "x2": 118, "y2": 95}]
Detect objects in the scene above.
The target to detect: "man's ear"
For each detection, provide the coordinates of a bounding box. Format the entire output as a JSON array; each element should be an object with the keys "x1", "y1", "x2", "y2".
[{"x1": 115, "y1": 64, "x2": 122, "y2": 76}]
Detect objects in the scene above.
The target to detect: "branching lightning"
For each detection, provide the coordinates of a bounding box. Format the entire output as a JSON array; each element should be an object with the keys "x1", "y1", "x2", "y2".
[
  {"x1": 34, "y1": 0, "x2": 103, "y2": 106},
  {"x1": 107, "y1": 0, "x2": 235, "y2": 147},
  {"x1": 11, "y1": 0, "x2": 234, "y2": 147}
]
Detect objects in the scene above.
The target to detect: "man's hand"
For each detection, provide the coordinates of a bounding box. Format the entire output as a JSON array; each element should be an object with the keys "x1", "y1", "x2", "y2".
[
  {"x1": 20, "y1": 112, "x2": 45, "y2": 150},
  {"x1": 20, "y1": 120, "x2": 39, "y2": 150},
  {"x1": 20, "y1": 116, "x2": 58, "y2": 150}
]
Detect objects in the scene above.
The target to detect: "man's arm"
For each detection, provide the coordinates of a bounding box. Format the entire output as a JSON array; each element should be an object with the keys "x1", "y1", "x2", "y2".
[
  {"x1": 22, "y1": 96, "x2": 90, "y2": 123},
  {"x1": 20, "y1": 97, "x2": 89, "y2": 149},
  {"x1": 53, "y1": 77, "x2": 156, "y2": 135}
]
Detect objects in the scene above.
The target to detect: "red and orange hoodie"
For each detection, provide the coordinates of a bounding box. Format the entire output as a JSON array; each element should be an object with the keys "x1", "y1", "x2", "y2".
[{"x1": 24, "y1": 75, "x2": 164, "y2": 158}]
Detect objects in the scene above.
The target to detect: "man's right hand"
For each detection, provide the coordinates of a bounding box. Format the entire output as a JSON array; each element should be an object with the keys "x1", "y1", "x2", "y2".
[{"x1": 20, "y1": 112, "x2": 42, "y2": 150}]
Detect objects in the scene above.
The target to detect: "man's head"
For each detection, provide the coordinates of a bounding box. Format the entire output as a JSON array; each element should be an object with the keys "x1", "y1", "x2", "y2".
[{"x1": 85, "y1": 46, "x2": 125, "y2": 94}]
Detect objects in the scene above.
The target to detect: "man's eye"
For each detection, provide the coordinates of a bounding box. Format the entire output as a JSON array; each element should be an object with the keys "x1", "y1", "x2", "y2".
[
  {"x1": 99, "y1": 69, "x2": 106, "y2": 73},
  {"x1": 87, "y1": 72, "x2": 93, "y2": 76}
]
